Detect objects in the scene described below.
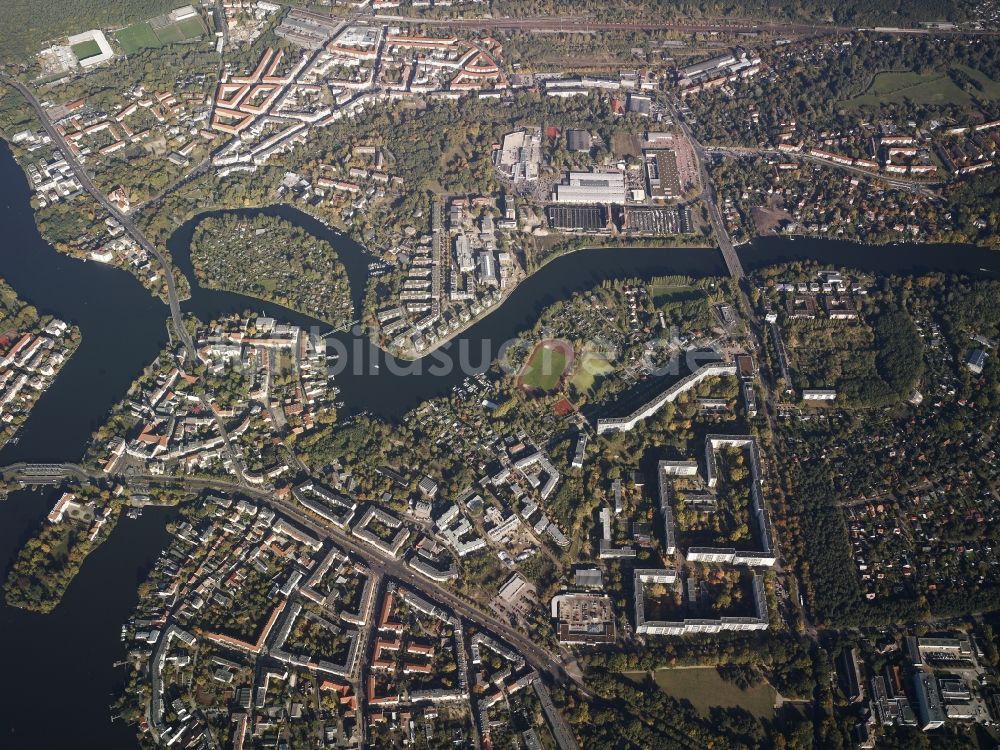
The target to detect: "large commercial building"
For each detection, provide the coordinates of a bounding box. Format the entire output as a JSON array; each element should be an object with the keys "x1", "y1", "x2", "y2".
[
  {"x1": 677, "y1": 48, "x2": 762, "y2": 96},
  {"x1": 553, "y1": 171, "x2": 627, "y2": 204},
  {"x1": 551, "y1": 593, "x2": 616, "y2": 645},
  {"x1": 495, "y1": 129, "x2": 542, "y2": 182},
  {"x1": 545, "y1": 204, "x2": 609, "y2": 232}
]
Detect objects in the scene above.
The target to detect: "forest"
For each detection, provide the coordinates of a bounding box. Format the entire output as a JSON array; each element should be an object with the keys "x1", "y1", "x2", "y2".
[
  {"x1": 690, "y1": 35, "x2": 1000, "y2": 147},
  {"x1": 0, "y1": 0, "x2": 181, "y2": 61},
  {"x1": 0, "y1": 277, "x2": 40, "y2": 334},
  {"x1": 493, "y1": 0, "x2": 968, "y2": 26}
]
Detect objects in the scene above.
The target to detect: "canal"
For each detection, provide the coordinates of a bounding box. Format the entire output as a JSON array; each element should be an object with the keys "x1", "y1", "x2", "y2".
[{"x1": 0, "y1": 138, "x2": 997, "y2": 748}]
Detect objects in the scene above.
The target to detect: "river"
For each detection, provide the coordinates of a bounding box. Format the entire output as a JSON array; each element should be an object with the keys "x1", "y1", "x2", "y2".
[{"x1": 0, "y1": 139, "x2": 998, "y2": 748}]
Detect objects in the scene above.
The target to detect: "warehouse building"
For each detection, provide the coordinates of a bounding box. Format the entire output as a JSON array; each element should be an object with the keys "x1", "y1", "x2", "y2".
[{"x1": 553, "y1": 171, "x2": 627, "y2": 204}]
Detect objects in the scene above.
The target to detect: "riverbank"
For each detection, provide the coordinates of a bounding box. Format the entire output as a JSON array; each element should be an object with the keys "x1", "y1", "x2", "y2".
[
  {"x1": 386, "y1": 239, "x2": 716, "y2": 362},
  {"x1": 530, "y1": 233, "x2": 715, "y2": 273},
  {"x1": 4, "y1": 129, "x2": 1000, "y2": 747},
  {"x1": 187, "y1": 212, "x2": 354, "y2": 330}
]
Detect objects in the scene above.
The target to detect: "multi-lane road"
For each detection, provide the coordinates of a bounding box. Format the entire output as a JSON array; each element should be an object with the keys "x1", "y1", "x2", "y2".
[
  {"x1": 665, "y1": 97, "x2": 746, "y2": 279},
  {"x1": 0, "y1": 460, "x2": 584, "y2": 692}
]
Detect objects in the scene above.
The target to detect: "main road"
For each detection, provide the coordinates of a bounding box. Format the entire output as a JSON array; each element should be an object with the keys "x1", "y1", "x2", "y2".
[
  {"x1": 0, "y1": 76, "x2": 198, "y2": 365},
  {"x1": 269, "y1": 495, "x2": 576, "y2": 681},
  {"x1": 1, "y1": 461, "x2": 581, "y2": 695},
  {"x1": 2, "y1": 76, "x2": 255, "y2": 484},
  {"x1": 665, "y1": 97, "x2": 745, "y2": 279}
]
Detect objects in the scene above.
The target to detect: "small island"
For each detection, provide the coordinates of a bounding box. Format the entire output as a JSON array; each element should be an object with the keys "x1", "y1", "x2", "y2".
[{"x1": 190, "y1": 214, "x2": 352, "y2": 329}]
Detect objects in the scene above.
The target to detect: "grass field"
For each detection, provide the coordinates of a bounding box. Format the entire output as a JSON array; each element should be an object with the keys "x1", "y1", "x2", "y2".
[
  {"x1": 844, "y1": 70, "x2": 971, "y2": 108},
  {"x1": 570, "y1": 350, "x2": 614, "y2": 394},
  {"x1": 116, "y1": 14, "x2": 206, "y2": 53},
  {"x1": 649, "y1": 283, "x2": 701, "y2": 306},
  {"x1": 843, "y1": 66, "x2": 1000, "y2": 109},
  {"x1": 954, "y1": 64, "x2": 1000, "y2": 100},
  {"x1": 115, "y1": 22, "x2": 161, "y2": 53},
  {"x1": 153, "y1": 16, "x2": 207, "y2": 44},
  {"x1": 71, "y1": 40, "x2": 102, "y2": 61},
  {"x1": 519, "y1": 341, "x2": 572, "y2": 392},
  {"x1": 627, "y1": 667, "x2": 776, "y2": 720},
  {"x1": 612, "y1": 131, "x2": 642, "y2": 159}
]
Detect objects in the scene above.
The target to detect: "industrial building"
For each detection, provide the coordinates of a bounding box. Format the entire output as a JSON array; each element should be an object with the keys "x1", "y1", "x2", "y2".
[
  {"x1": 553, "y1": 171, "x2": 627, "y2": 205},
  {"x1": 495, "y1": 129, "x2": 542, "y2": 183},
  {"x1": 545, "y1": 205, "x2": 609, "y2": 232}
]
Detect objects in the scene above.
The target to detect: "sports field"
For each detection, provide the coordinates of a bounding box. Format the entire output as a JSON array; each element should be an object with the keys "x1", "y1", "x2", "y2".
[
  {"x1": 115, "y1": 12, "x2": 206, "y2": 53},
  {"x1": 115, "y1": 22, "x2": 161, "y2": 53},
  {"x1": 71, "y1": 40, "x2": 102, "y2": 61},
  {"x1": 153, "y1": 16, "x2": 207, "y2": 44},
  {"x1": 518, "y1": 340, "x2": 573, "y2": 393}
]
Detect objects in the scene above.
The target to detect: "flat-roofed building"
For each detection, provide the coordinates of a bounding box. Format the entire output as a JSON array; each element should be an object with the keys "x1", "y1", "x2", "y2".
[
  {"x1": 554, "y1": 171, "x2": 627, "y2": 205},
  {"x1": 552, "y1": 593, "x2": 616, "y2": 645},
  {"x1": 545, "y1": 204, "x2": 608, "y2": 232},
  {"x1": 802, "y1": 389, "x2": 837, "y2": 401},
  {"x1": 496, "y1": 129, "x2": 542, "y2": 183},
  {"x1": 566, "y1": 129, "x2": 592, "y2": 152},
  {"x1": 913, "y1": 672, "x2": 945, "y2": 731},
  {"x1": 574, "y1": 568, "x2": 604, "y2": 589}
]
